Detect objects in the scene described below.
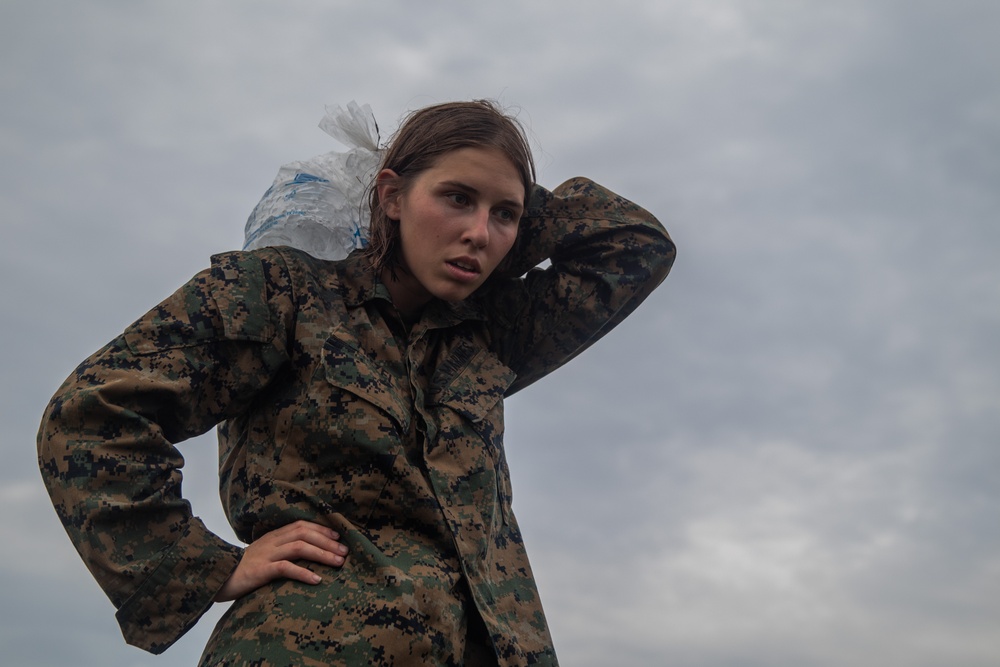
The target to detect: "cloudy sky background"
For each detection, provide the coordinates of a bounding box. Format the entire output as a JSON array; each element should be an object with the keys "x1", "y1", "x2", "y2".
[{"x1": 2, "y1": 1, "x2": 998, "y2": 665}]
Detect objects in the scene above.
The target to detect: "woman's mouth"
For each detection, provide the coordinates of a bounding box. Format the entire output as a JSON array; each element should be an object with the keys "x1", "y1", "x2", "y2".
[{"x1": 446, "y1": 258, "x2": 481, "y2": 280}]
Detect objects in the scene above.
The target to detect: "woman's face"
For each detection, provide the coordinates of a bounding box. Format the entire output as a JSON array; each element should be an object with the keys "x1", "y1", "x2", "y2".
[{"x1": 378, "y1": 146, "x2": 524, "y2": 316}]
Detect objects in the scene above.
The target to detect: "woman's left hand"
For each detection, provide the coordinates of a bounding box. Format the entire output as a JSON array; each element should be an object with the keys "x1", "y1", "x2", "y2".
[{"x1": 214, "y1": 520, "x2": 349, "y2": 602}]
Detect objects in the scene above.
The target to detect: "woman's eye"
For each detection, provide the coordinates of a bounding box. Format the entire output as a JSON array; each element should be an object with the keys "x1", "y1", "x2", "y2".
[
  {"x1": 495, "y1": 208, "x2": 518, "y2": 223},
  {"x1": 447, "y1": 193, "x2": 470, "y2": 206}
]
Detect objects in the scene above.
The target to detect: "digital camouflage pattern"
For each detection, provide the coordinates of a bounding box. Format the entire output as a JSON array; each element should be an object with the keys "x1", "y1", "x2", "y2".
[{"x1": 38, "y1": 178, "x2": 675, "y2": 666}]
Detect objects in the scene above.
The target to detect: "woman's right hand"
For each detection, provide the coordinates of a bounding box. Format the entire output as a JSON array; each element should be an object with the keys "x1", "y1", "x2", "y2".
[{"x1": 214, "y1": 520, "x2": 349, "y2": 602}]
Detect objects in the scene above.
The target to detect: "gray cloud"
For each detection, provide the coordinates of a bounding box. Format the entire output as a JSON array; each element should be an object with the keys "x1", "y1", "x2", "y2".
[{"x1": 2, "y1": 1, "x2": 997, "y2": 665}]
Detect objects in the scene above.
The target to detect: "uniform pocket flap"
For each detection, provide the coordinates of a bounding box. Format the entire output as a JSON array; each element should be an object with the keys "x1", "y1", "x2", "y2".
[
  {"x1": 209, "y1": 251, "x2": 276, "y2": 343},
  {"x1": 323, "y1": 330, "x2": 410, "y2": 431},
  {"x1": 124, "y1": 252, "x2": 275, "y2": 354},
  {"x1": 432, "y1": 346, "x2": 516, "y2": 424}
]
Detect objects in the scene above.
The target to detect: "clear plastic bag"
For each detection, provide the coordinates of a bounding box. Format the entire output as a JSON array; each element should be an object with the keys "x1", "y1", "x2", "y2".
[{"x1": 243, "y1": 102, "x2": 381, "y2": 260}]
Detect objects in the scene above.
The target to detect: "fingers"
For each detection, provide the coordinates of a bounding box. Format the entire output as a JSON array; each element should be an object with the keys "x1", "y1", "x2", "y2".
[
  {"x1": 267, "y1": 528, "x2": 348, "y2": 569},
  {"x1": 267, "y1": 558, "x2": 324, "y2": 586},
  {"x1": 215, "y1": 520, "x2": 350, "y2": 602},
  {"x1": 267, "y1": 520, "x2": 349, "y2": 563}
]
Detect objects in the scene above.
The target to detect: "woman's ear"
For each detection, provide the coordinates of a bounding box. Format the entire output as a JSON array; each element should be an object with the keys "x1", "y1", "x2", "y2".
[{"x1": 376, "y1": 169, "x2": 402, "y2": 221}]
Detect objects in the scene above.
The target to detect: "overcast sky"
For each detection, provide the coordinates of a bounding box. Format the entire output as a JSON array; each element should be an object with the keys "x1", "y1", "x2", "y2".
[{"x1": 2, "y1": 1, "x2": 998, "y2": 665}]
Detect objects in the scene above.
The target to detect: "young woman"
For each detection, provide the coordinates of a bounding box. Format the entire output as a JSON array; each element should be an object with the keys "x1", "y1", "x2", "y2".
[{"x1": 38, "y1": 100, "x2": 675, "y2": 666}]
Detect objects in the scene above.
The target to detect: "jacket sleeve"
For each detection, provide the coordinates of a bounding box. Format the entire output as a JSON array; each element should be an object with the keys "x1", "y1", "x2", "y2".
[
  {"x1": 487, "y1": 177, "x2": 676, "y2": 394},
  {"x1": 36, "y1": 249, "x2": 294, "y2": 653}
]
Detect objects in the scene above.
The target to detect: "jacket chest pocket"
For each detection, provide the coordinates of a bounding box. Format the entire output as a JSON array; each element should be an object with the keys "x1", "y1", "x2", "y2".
[
  {"x1": 271, "y1": 328, "x2": 411, "y2": 526},
  {"x1": 322, "y1": 332, "x2": 411, "y2": 433},
  {"x1": 429, "y1": 344, "x2": 517, "y2": 525}
]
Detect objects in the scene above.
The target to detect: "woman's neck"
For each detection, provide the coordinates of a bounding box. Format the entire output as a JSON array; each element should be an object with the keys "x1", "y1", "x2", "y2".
[{"x1": 380, "y1": 265, "x2": 431, "y2": 322}]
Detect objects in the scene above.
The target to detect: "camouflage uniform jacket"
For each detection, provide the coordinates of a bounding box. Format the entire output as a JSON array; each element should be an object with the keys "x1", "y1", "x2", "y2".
[{"x1": 38, "y1": 178, "x2": 675, "y2": 666}]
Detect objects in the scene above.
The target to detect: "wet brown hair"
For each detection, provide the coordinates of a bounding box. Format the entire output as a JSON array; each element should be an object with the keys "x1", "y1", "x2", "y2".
[{"x1": 364, "y1": 100, "x2": 535, "y2": 275}]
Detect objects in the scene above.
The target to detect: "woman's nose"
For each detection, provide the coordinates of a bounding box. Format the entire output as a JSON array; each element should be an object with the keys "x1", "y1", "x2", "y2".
[{"x1": 463, "y1": 208, "x2": 490, "y2": 248}]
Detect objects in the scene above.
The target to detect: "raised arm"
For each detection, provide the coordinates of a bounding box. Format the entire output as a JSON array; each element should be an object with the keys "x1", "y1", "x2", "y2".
[{"x1": 486, "y1": 177, "x2": 675, "y2": 394}]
